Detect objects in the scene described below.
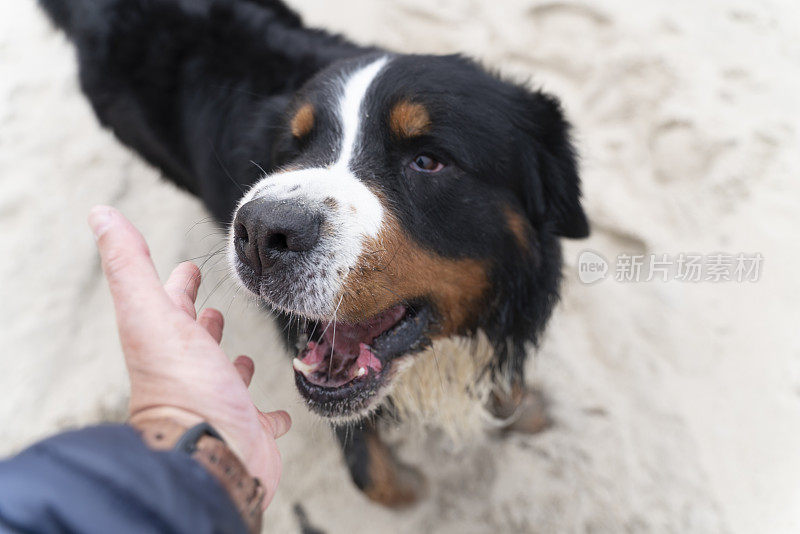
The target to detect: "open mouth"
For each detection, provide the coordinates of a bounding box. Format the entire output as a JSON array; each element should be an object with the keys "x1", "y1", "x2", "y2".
[{"x1": 292, "y1": 302, "x2": 433, "y2": 418}]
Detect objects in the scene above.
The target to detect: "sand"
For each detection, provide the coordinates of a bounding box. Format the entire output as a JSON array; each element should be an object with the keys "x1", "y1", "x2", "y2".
[{"x1": 1, "y1": 0, "x2": 799, "y2": 532}]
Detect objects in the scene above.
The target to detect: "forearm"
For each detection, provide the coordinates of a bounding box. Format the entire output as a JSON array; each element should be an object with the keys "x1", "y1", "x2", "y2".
[{"x1": 0, "y1": 424, "x2": 249, "y2": 534}]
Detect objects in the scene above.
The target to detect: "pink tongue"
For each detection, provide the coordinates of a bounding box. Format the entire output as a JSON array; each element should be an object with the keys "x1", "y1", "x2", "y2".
[
  {"x1": 318, "y1": 304, "x2": 406, "y2": 357},
  {"x1": 296, "y1": 305, "x2": 406, "y2": 387}
]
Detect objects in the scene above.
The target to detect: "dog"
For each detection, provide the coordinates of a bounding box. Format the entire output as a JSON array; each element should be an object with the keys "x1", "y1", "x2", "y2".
[{"x1": 39, "y1": 0, "x2": 588, "y2": 506}]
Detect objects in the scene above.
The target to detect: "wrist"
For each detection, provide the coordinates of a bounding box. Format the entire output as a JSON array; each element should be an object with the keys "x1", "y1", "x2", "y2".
[
  {"x1": 129, "y1": 406, "x2": 205, "y2": 428},
  {"x1": 129, "y1": 413, "x2": 264, "y2": 533},
  {"x1": 129, "y1": 406, "x2": 247, "y2": 463}
]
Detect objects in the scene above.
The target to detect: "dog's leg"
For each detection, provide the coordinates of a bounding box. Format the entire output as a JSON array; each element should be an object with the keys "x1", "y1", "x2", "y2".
[
  {"x1": 489, "y1": 379, "x2": 550, "y2": 434},
  {"x1": 334, "y1": 421, "x2": 426, "y2": 507}
]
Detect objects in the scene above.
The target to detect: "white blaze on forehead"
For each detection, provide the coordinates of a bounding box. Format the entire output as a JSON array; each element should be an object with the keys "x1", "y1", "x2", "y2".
[
  {"x1": 229, "y1": 56, "x2": 391, "y2": 318},
  {"x1": 236, "y1": 56, "x2": 389, "y2": 235},
  {"x1": 333, "y1": 56, "x2": 389, "y2": 175}
]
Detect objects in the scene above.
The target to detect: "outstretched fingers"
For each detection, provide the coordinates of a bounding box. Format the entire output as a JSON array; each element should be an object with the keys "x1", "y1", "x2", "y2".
[
  {"x1": 232, "y1": 355, "x2": 292, "y2": 438},
  {"x1": 164, "y1": 262, "x2": 202, "y2": 319},
  {"x1": 198, "y1": 308, "x2": 224, "y2": 343},
  {"x1": 89, "y1": 206, "x2": 173, "y2": 325},
  {"x1": 233, "y1": 355, "x2": 255, "y2": 386},
  {"x1": 259, "y1": 410, "x2": 292, "y2": 439}
]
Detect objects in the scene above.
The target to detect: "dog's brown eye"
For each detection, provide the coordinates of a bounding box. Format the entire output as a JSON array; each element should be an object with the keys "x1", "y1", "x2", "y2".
[{"x1": 410, "y1": 154, "x2": 444, "y2": 173}]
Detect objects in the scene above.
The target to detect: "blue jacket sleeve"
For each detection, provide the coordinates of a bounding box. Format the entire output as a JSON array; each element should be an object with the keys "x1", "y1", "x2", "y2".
[{"x1": 0, "y1": 424, "x2": 248, "y2": 534}]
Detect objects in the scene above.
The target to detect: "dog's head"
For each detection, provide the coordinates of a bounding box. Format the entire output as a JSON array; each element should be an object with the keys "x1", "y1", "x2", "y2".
[{"x1": 228, "y1": 53, "x2": 588, "y2": 420}]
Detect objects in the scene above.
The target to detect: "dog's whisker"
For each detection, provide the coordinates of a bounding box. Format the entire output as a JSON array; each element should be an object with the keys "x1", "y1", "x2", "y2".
[
  {"x1": 307, "y1": 319, "x2": 319, "y2": 344},
  {"x1": 180, "y1": 246, "x2": 226, "y2": 264},
  {"x1": 226, "y1": 283, "x2": 244, "y2": 315},
  {"x1": 184, "y1": 216, "x2": 217, "y2": 237},
  {"x1": 326, "y1": 294, "x2": 344, "y2": 381},
  {"x1": 249, "y1": 160, "x2": 268, "y2": 177},
  {"x1": 208, "y1": 138, "x2": 245, "y2": 194},
  {"x1": 197, "y1": 274, "x2": 233, "y2": 310},
  {"x1": 197, "y1": 249, "x2": 229, "y2": 272}
]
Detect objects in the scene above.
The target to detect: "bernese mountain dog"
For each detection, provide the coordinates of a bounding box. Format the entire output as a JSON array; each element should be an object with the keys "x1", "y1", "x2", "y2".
[{"x1": 39, "y1": 0, "x2": 589, "y2": 506}]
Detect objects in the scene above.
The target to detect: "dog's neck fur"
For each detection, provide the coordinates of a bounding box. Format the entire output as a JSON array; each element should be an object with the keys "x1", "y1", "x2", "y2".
[{"x1": 383, "y1": 332, "x2": 501, "y2": 442}]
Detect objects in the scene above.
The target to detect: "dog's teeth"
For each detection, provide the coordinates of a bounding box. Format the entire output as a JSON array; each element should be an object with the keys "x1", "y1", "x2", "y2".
[
  {"x1": 293, "y1": 358, "x2": 316, "y2": 375},
  {"x1": 357, "y1": 367, "x2": 366, "y2": 377}
]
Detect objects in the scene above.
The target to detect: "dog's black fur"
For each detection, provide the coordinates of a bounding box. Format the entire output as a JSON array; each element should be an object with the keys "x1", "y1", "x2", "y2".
[
  {"x1": 41, "y1": 0, "x2": 368, "y2": 219},
  {"x1": 39, "y1": 0, "x2": 588, "y2": 506}
]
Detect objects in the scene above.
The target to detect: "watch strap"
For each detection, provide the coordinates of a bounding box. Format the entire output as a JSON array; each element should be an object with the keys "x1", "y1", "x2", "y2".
[{"x1": 132, "y1": 417, "x2": 264, "y2": 533}]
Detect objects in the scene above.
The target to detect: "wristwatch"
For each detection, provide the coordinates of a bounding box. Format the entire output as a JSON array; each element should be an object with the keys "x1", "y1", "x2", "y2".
[{"x1": 131, "y1": 416, "x2": 264, "y2": 533}]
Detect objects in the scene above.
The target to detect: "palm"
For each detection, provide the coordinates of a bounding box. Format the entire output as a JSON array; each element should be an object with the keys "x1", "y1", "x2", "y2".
[{"x1": 91, "y1": 207, "x2": 290, "y2": 508}]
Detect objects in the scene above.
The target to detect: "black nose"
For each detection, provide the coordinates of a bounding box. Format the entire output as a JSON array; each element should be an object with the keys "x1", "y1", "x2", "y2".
[{"x1": 233, "y1": 198, "x2": 322, "y2": 275}]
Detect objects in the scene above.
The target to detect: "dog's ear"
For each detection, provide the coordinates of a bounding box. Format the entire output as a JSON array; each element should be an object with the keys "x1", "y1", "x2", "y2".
[{"x1": 516, "y1": 89, "x2": 589, "y2": 239}]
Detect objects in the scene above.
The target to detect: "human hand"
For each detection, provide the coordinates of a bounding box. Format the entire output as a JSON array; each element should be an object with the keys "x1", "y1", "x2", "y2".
[{"x1": 88, "y1": 205, "x2": 290, "y2": 507}]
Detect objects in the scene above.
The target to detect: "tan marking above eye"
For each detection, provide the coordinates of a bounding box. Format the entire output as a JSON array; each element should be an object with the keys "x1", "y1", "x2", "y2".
[
  {"x1": 389, "y1": 101, "x2": 431, "y2": 139},
  {"x1": 290, "y1": 102, "x2": 314, "y2": 138},
  {"x1": 503, "y1": 205, "x2": 531, "y2": 253}
]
